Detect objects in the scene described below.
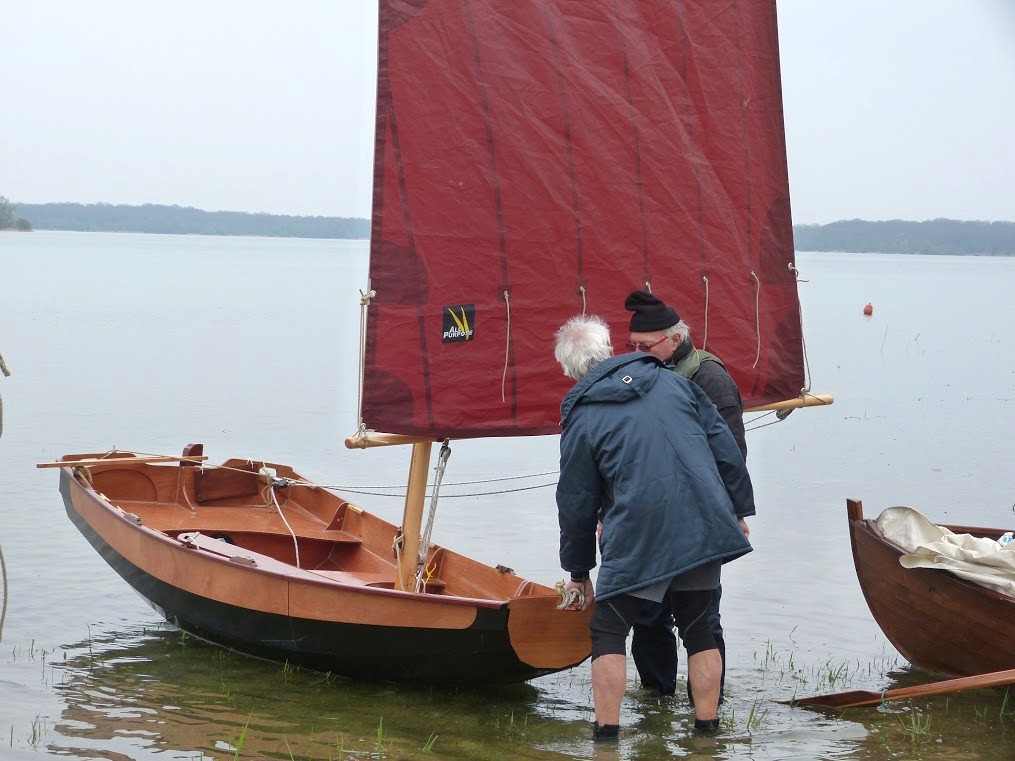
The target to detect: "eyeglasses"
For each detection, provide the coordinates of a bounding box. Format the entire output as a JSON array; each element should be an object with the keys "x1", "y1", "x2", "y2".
[{"x1": 625, "y1": 336, "x2": 670, "y2": 352}]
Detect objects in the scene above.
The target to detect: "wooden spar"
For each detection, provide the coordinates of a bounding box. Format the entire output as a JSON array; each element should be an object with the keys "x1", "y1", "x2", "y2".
[
  {"x1": 397, "y1": 441, "x2": 433, "y2": 592},
  {"x1": 785, "y1": 668, "x2": 1015, "y2": 708},
  {"x1": 345, "y1": 432, "x2": 438, "y2": 449},
  {"x1": 37, "y1": 454, "x2": 209, "y2": 468},
  {"x1": 745, "y1": 394, "x2": 834, "y2": 413}
]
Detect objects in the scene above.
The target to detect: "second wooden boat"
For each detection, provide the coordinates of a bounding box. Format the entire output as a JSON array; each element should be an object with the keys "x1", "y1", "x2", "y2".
[{"x1": 847, "y1": 499, "x2": 1015, "y2": 676}]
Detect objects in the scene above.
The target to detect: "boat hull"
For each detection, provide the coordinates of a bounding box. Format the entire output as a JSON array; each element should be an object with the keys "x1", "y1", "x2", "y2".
[
  {"x1": 59, "y1": 459, "x2": 591, "y2": 684},
  {"x1": 847, "y1": 499, "x2": 1015, "y2": 676}
]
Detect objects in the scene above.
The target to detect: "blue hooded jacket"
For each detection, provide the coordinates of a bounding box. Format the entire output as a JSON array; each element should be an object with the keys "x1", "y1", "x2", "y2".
[{"x1": 556, "y1": 353, "x2": 754, "y2": 601}]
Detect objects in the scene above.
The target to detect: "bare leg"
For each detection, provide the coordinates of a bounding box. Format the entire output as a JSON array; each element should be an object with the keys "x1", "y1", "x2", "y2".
[
  {"x1": 591, "y1": 654, "x2": 626, "y2": 725},
  {"x1": 687, "y1": 648, "x2": 722, "y2": 721}
]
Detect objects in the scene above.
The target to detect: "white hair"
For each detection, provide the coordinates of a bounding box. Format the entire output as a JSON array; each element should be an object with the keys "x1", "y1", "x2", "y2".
[
  {"x1": 663, "y1": 319, "x2": 691, "y2": 346},
  {"x1": 554, "y1": 314, "x2": 613, "y2": 380}
]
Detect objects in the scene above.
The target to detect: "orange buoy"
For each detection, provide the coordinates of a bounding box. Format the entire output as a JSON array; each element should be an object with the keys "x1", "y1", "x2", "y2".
[{"x1": 863, "y1": 303, "x2": 874, "y2": 316}]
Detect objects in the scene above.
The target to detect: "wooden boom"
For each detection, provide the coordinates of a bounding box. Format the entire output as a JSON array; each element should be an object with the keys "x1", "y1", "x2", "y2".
[{"x1": 745, "y1": 394, "x2": 834, "y2": 413}]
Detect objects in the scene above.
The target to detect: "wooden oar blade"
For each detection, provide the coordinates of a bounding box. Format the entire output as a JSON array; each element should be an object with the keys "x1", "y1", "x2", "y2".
[{"x1": 782, "y1": 690, "x2": 882, "y2": 708}]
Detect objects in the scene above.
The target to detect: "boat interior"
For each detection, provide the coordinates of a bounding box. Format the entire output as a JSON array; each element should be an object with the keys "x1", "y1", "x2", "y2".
[{"x1": 65, "y1": 451, "x2": 545, "y2": 602}]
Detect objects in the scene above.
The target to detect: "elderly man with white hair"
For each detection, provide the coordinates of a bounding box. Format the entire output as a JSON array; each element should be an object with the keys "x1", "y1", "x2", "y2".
[{"x1": 553, "y1": 314, "x2": 754, "y2": 740}]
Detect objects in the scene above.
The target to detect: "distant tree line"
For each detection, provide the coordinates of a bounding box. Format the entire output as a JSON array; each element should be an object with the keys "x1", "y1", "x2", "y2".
[
  {"x1": 793, "y1": 219, "x2": 1015, "y2": 256},
  {"x1": 7, "y1": 200, "x2": 1015, "y2": 254},
  {"x1": 13, "y1": 202, "x2": 369, "y2": 239},
  {"x1": 0, "y1": 196, "x2": 32, "y2": 231}
]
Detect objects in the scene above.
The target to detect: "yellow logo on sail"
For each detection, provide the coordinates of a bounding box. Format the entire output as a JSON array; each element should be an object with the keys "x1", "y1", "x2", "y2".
[{"x1": 442, "y1": 304, "x2": 475, "y2": 342}]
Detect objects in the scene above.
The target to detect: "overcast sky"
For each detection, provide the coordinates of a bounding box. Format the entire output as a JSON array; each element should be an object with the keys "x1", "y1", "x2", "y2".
[{"x1": 2, "y1": 1, "x2": 1013, "y2": 224}]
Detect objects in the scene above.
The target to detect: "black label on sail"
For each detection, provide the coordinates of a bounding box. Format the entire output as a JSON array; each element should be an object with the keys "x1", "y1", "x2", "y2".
[{"x1": 442, "y1": 305, "x2": 475, "y2": 342}]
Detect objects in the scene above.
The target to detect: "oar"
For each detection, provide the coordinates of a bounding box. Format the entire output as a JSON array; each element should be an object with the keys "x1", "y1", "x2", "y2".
[{"x1": 785, "y1": 668, "x2": 1015, "y2": 708}]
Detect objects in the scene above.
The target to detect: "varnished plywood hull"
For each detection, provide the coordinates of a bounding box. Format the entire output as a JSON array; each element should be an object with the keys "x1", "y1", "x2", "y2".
[
  {"x1": 59, "y1": 463, "x2": 591, "y2": 684},
  {"x1": 847, "y1": 500, "x2": 1015, "y2": 676}
]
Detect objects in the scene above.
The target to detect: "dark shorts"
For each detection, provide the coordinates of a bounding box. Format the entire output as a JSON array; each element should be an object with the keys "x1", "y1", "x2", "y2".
[{"x1": 590, "y1": 589, "x2": 716, "y2": 660}]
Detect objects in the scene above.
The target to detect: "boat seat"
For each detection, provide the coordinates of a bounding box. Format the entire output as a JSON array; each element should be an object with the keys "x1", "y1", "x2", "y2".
[
  {"x1": 308, "y1": 570, "x2": 446, "y2": 591},
  {"x1": 115, "y1": 503, "x2": 363, "y2": 544}
]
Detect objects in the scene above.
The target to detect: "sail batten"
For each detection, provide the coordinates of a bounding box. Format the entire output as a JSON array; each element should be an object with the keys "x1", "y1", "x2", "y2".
[{"x1": 363, "y1": 0, "x2": 804, "y2": 438}]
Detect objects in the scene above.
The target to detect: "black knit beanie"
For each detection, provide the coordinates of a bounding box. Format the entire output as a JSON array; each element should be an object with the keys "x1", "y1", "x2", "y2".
[{"x1": 625, "y1": 290, "x2": 680, "y2": 332}]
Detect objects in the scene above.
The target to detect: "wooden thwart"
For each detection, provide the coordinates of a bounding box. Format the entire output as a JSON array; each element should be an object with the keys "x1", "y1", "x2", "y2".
[
  {"x1": 786, "y1": 668, "x2": 1015, "y2": 708},
  {"x1": 37, "y1": 454, "x2": 209, "y2": 468}
]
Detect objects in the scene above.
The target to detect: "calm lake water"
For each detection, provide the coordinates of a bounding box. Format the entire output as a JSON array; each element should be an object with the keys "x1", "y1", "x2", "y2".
[{"x1": 1, "y1": 231, "x2": 1014, "y2": 760}]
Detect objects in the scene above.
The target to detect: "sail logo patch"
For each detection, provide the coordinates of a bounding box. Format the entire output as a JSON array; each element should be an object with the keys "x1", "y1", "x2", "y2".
[{"x1": 443, "y1": 305, "x2": 475, "y2": 342}]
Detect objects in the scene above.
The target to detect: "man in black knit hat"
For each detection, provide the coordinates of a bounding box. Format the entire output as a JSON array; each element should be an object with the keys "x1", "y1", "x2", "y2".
[{"x1": 624, "y1": 289, "x2": 751, "y2": 703}]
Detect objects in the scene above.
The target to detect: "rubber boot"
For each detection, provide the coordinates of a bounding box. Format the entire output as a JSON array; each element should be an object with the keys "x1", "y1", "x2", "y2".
[
  {"x1": 593, "y1": 722, "x2": 620, "y2": 741},
  {"x1": 693, "y1": 718, "x2": 720, "y2": 735}
]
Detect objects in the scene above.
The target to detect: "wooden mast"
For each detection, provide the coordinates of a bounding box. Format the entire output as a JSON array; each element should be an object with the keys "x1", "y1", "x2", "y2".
[{"x1": 397, "y1": 441, "x2": 432, "y2": 592}]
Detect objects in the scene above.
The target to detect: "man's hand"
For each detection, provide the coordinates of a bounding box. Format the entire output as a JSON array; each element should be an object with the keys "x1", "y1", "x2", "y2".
[
  {"x1": 558, "y1": 578, "x2": 594, "y2": 611},
  {"x1": 738, "y1": 518, "x2": 750, "y2": 538}
]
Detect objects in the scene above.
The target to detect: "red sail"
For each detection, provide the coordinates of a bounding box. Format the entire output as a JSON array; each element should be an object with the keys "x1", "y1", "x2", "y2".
[{"x1": 363, "y1": 0, "x2": 803, "y2": 437}]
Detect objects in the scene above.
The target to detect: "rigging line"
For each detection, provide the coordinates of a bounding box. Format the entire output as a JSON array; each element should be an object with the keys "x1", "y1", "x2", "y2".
[
  {"x1": 317, "y1": 481, "x2": 559, "y2": 499},
  {"x1": 300, "y1": 469, "x2": 560, "y2": 490},
  {"x1": 744, "y1": 410, "x2": 778, "y2": 431},
  {"x1": 357, "y1": 286, "x2": 376, "y2": 429},
  {"x1": 788, "y1": 263, "x2": 813, "y2": 393},
  {"x1": 745, "y1": 417, "x2": 786, "y2": 432},
  {"x1": 701, "y1": 275, "x2": 710, "y2": 349},
  {"x1": 415, "y1": 440, "x2": 451, "y2": 593},
  {"x1": 579, "y1": 285, "x2": 587, "y2": 316},
  {"x1": 0, "y1": 542, "x2": 7, "y2": 644},
  {"x1": 750, "y1": 271, "x2": 761, "y2": 369},
  {"x1": 501, "y1": 290, "x2": 512, "y2": 403}
]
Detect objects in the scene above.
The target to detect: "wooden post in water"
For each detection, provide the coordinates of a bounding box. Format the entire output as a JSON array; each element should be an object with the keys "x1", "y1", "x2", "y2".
[{"x1": 397, "y1": 441, "x2": 432, "y2": 592}]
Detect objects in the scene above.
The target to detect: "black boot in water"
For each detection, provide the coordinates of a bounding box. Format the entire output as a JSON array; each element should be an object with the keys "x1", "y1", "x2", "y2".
[
  {"x1": 694, "y1": 718, "x2": 720, "y2": 734},
  {"x1": 593, "y1": 722, "x2": 620, "y2": 741}
]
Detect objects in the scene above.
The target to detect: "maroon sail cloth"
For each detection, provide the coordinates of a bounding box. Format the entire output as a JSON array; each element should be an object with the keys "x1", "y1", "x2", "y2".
[{"x1": 363, "y1": 0, "x2": 803, "y2": 438}]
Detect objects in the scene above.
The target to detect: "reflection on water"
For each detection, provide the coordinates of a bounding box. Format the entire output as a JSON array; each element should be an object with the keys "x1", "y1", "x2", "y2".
[
  {"x1": 3, "y1": 233, "x2": 1015, "y2": 759},
  {"x1": 44, "y1": 624, "x2": 1015, "y2": 760}
]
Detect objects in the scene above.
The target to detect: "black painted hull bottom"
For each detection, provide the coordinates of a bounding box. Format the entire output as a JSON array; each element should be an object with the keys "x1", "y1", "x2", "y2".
[{"x1": 63, "y1": 482, "x2": 550, "y2": 684}]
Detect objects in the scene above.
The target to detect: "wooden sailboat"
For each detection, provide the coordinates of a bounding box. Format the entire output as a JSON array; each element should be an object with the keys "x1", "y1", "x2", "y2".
[
  {"x1": 847, "y1": 499, "x2": 1015, "y2": 677},
  {"x1": 46, "y1": 0, "x2": 828, "y2": 683}
]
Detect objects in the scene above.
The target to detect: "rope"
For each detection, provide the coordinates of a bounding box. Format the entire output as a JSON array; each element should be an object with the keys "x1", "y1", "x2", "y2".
[
  {"x1": 0, "y1": 543, "x2": 7, "y2": 643},
  {"x1": 701, "y1": 275, "x2": 710, "y2": 349},
  {"x1": 0, "y1": 350, "x2": 8, "y2": 441},
  {"x1": 579, "y1": 285, "x2": 587, "y2": 316},
  {"x1": 260, "y1": 469, "x2": 301, "y2": 569},
  {"x1": 310, "y1": 469, "x2": 560, "y2": 490},
  {"x1": 501, "y1": 290, "x2": 511, "y2": 403},
  {"x1": 750, "y1": 271, "x2": 761, "y2": 369},
  {"x1": 313, "y1": 481, "x2": 558, "y2": 499},
  {"x1": 644, "y1": 281, "x2": 651, "y2": 293},
  {"x1": 788, "y1": 263, "x2": 813, "y2": 394},
  {"x1": 415, "y1": 440, "x2": 451, "y2": 592},
  {"x1": 357, "y1": 285, "x2": 375, "y2": 430}
]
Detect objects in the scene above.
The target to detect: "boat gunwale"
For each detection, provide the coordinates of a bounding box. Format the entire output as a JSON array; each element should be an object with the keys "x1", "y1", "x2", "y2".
[{"x1": 850, "y1": 513, "x2": 1015, "y2": 606}]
